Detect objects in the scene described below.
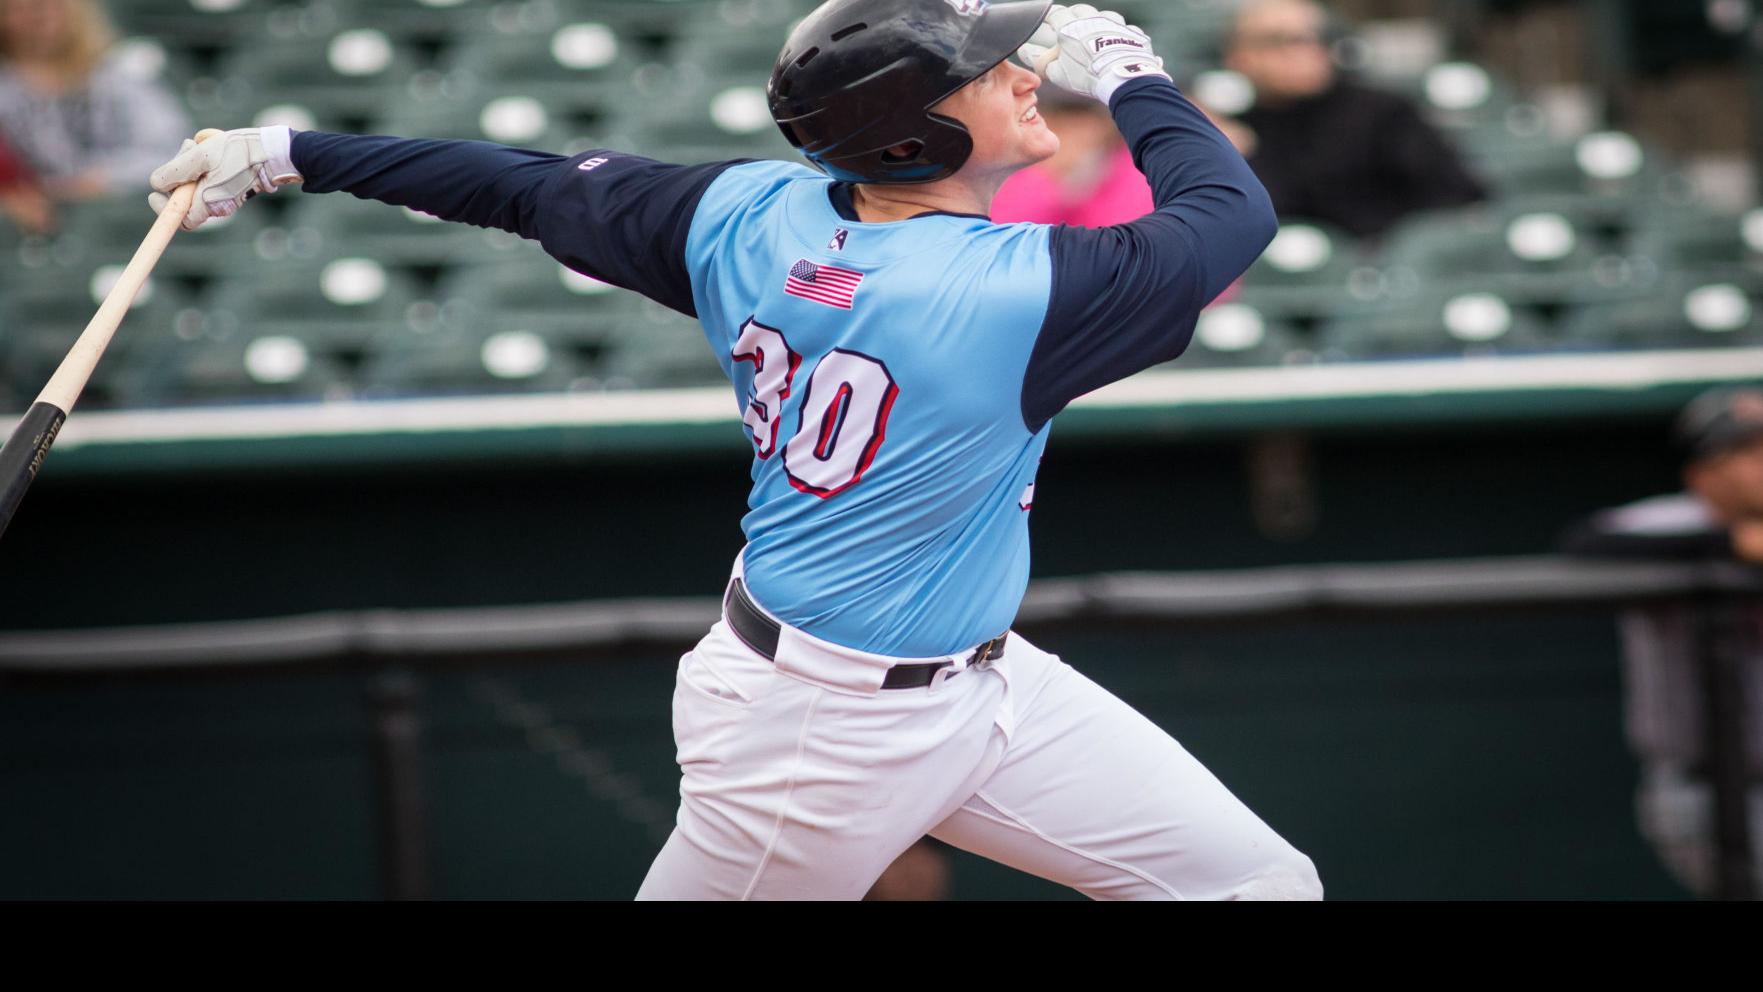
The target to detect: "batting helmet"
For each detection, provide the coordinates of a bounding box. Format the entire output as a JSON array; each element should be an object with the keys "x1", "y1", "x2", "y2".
[{"x1": 768, "y1": 0, "x2": 1054, "y2": 184}]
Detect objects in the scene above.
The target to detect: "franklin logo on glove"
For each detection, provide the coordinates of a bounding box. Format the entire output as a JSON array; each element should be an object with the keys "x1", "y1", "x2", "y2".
[{"x1": 1017, "y1": 3, "x2": 1170, "y2": 103}]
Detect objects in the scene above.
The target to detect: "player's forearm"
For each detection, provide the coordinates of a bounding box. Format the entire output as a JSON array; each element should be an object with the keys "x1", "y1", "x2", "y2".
[
  {"x1": 1109, "y1": 76, "x2": 1277, "y2": 294},
  {"x1": 288, "y1": 130, "x2": 564, "y2": 238}
]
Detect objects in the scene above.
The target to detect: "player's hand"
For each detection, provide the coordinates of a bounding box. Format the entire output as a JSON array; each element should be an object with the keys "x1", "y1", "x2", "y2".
[
  {"x1": 1017, "y1": 4, "x2": 1169, "y2": 104},
  {"x1": 147, "y1": 127, "x2": 301, "y2": 231}
]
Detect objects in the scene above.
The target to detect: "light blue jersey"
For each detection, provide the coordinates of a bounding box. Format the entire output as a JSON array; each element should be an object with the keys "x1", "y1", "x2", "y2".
[
  {"x1": 687, "y1": 161, "x2": 1053, "y2": 656},
  {"x1": 292, "y1": 77, "x2": 1274, "y2": 659}
]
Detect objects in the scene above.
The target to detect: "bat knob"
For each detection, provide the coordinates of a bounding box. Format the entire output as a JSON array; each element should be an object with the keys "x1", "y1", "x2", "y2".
[{"x1": 193, "y1": 127, "x2": 225, "y2": 142}]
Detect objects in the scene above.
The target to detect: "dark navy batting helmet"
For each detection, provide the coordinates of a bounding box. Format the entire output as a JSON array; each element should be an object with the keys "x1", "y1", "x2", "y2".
[{"x1": 768, "y1": 0, "x2": 1053, "y2": 184}]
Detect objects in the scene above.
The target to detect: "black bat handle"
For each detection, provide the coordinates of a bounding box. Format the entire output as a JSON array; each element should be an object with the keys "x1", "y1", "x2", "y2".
[{"x1": 0, "y1": 401, "x2": 70, "y2": 541}]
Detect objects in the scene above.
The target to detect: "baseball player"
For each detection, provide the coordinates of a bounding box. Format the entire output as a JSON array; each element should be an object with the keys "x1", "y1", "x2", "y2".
[{"x1": 149, "y1": 0, "x2": 1323, "y2": 900}]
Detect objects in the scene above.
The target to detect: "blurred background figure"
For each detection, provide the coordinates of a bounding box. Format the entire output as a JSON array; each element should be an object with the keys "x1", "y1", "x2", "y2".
[
  {"x1": 991, "y1": 84, "x2": 1153, "y2": 226},
  {"x1": 1563, "y1": 387, "x2": 1763, "y2": 899},
  {"x1": 992, "y1": 85, "x2": 1239, "y2": 303},
  {"x1": 0, "y1": 0, "x2": 188, "y2": 230},
  {"x1": 1216, "y1": 0, "x2": 1487, "y2": 241}
]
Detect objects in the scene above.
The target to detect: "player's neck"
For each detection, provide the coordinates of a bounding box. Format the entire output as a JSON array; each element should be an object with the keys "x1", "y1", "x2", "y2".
[{"x1": 851, "y1": 174, "x2": 1001, "y2": 223}]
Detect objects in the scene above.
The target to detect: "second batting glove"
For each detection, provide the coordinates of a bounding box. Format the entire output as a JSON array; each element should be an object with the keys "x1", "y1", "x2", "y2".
[
  {"x1": 1018, "y1": 4, "x2": 1170, "y2": 104},
  {"x1": 147, "y1": 126, "x2": 301, "y2": 231}
]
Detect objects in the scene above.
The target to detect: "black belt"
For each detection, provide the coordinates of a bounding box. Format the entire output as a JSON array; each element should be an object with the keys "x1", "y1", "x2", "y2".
[{"x1": 723, "y1": 579, "x2": 1006, "y2": 690}]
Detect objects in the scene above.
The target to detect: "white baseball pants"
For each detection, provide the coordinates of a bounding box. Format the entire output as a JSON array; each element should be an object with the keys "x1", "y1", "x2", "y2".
[{"x1": 636, "y1": 607, "x2": 1322, "y2": 901}]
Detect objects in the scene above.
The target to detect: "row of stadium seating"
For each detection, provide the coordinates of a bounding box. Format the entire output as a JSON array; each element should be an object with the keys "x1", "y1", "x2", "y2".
[
  {"x1": 4, "y1": 224, "x2": 1759, "y2": 409},
  {"x1": 9, "y1": 163, "x2": 1742, "y2": 279},
  {"x1": 0, "y1": 0, "x2": 1747, "y2": 410}
]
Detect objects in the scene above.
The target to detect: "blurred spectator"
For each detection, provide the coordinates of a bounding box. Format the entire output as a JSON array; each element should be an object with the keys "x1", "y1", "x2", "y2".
[
  {"x1": 1561, "y1": 386, "x2": 1763, "y2": 898},
  {"x1": 992, "y1": 85, "x2": 1153, "y2": 226},
  {"x1": 992, "y1": 86, "x2": 1238, "y2": 303},
  {"x1": 1216, "y1": 0, "x2": 1486, "y2": 241},
  {"x1": 0, "y1": 0, "x2": 188, "y2": 225}
]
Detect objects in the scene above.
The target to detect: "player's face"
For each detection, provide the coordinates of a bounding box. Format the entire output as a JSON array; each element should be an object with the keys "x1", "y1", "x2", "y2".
[{"x1": 933, "y1": 59, "x2": 1060, "y2": 179}]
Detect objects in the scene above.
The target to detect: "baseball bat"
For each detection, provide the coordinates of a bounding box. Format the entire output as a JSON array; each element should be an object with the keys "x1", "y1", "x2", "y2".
[{"x1": 0, "y1": 129, "x2": 219, "y2": 541}]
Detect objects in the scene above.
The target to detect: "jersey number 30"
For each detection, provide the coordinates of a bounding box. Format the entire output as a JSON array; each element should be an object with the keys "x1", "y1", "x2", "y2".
[{"x1": 732, "y1": 318, "x2": 899, "y2": 499}]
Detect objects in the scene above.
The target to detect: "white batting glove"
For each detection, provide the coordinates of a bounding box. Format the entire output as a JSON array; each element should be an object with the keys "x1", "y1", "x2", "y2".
[
  {"x1": 147, "y1": 126, "x2": 300, "y2": 231},
  {"x1": 1017, "y1": 4, "x2": 1170, "y2": 104}
]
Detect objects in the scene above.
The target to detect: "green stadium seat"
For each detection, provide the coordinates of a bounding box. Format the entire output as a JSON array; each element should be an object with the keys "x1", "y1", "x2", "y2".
[
  {"x1": 331, "y1": 0, "x2": 506, "y2": 36},
  {"x1": 1176, "y1": 302, "x2": 1306, "y2": 369},
  {"x1": 441, "y1": 17, "x2": 643, "y2": 97},
  {"x1": 0, "y1": 272, "x2": 197, "y2": 410},
  {"x1": 210, "y1": 29, "x2": 426, "y2": 127},
  {"x1": 375, "y1": 94, "x2": 622, "y2": 156},
  {"x1": 1241, "y1": 221, "x2": 1361, "y2": 292},
  {"x1": 137, "y1": 260, "x2": 440, "y2": 405},
  {"x1": 113, "y1": 0, "x2": 292, "y2": 44},
  {"x1": 3, "y1": 197, "x2": 165, "y2": 275},
  {"x1": 285, "y1": 193, "x2": 508, "y2": 269},
  {"x1": 198, "y1": 261, "x2": 432, "y2": 361},
  {"x1": 1629, "y1": 206, "x2": 1763, "y2": 273},
  {"x1": 1374, "y1": 202, "x2": 1615, "y2": 287},
  {"x1": 435, "y1": 258, "x2": 647, "y2": 347},
  {"x1": 599, "y1": 298, "x2": 718, "y2": 388},
  {"x1": 361, "y1": 323, "x2": 588, "y2": 396},
  {"x1": 1317, "y1": 287, "x2": 1555, "y2": 360},
  {"x1": 1558, "y1": 271, "x2": 1763, "y2": 351},
  {"x1": 149, "y1": 333, "x2": 357, "y2": 406},
  {"x1": 23, "y1": 196, "x2": 281, "y2": 283}
]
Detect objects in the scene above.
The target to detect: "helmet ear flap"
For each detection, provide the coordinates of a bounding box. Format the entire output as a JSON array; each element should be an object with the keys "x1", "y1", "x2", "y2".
[{"x1": 915, "y1": 112, "x2": 974, "y2": 181}]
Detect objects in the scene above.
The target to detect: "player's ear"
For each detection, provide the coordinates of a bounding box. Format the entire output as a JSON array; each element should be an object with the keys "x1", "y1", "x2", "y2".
[{"x1": 882, "y1": 140, "x2": 925, "y2": 163}]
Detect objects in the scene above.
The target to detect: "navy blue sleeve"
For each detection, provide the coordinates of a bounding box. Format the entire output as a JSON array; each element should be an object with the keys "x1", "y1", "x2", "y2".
[
  {"x1": 1020, "y1": 78, "x2": 1278, "y2": 432},
  {"x1": 289, "y1": 132, "x2": 742, "y2": 316}
]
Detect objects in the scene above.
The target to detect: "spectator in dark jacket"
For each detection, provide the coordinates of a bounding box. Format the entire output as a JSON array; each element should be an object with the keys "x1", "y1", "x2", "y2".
[{"x1": 1215, "y1": 0, "x2": 1487, "y2": 241}]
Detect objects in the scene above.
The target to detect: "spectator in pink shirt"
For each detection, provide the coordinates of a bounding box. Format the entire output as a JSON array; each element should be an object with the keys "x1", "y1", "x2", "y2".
[
  {"x1": 991, "y1": 85, "x2": 1151, "y2": 226},
  {"x1": 993, "y1": 86, "x2": 1239, "y2": 303}
]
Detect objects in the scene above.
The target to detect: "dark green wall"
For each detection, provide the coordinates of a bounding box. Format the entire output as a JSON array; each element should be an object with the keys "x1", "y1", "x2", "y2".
[{"x1": 0, "y1": 413, "x2": 1695, "y2": 898}]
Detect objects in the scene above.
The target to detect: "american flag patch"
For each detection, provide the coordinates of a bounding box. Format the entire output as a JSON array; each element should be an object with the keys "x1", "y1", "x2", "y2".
[{"x1": 784, "y1": 259, "x2": 863, "y2": 310}]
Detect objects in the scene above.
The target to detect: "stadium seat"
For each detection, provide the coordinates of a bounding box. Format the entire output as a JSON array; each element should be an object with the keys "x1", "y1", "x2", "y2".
[
  {"x1": 0, "y1": 272, "x2": 198, "y2": 410},
  {"x1": 113, "y1": 0, "x2": 294, "y2": 44},
  {"x1": 1629, "y1": 206, "x2": 1763, "y2": 273},
  {"x1": 286, "y1": 193, "x2": 507, "y2": 269},
  {"x1": 435, "y1": 258, "x2": 648, "y2": 347},
  {"x1": 1317, "y1": 287, "x2": 1556, "y2": 360},
  {"x1": 1176, "y1": 302, "x2": 1306, "y2": 369},
  {"x1": 1558, "y1": 271, "x2": 1763, "y2": 351},
  {"x1": 137, "y1": 260, "x2": 440, "y2": 404},
  {"x1": 375, "y1": 93, "x2": 622, "y2": 156},
  {"x1": 190, "y1": 262, "x2": 433, "y2": 393},
  {"x1": 599, "y1": 298, "x2": 719, "y2": 388},
  {"x1": 1374, "y1": 201, "x2": 1617, "y2": 289},
  {"x1": 208, "y1": 28, "x2": 427, "y2": 131},
  {"x1": 1240, "y1": 221, "x2": 1361, "y2": 292},
  {"x1": 440, "y1": 17, "x2": 643, "y2": 96},
  {"x1": 149, "y1": 333, "x2": 357, "y2": 406},
  {"x1": 361, "y1": 322, "x2": 587, "y2": 396}
]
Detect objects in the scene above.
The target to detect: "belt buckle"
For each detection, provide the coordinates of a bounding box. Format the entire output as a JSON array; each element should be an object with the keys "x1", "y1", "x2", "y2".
[{"x1": 969, "y1": 633, "x2": 1005, "y2": 672}]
